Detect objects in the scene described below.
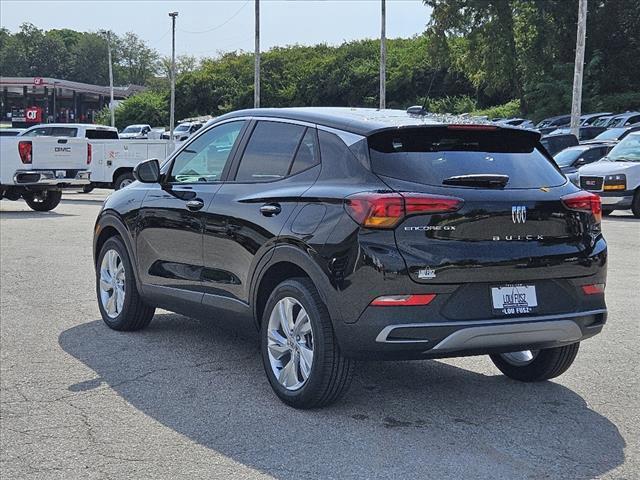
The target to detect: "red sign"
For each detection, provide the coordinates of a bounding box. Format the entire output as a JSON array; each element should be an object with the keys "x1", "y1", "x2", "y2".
[
  {"x1": 33, "y1": 77, "x2": 44, "y2": 86},
  {"x1": 25, "y1": 106, "x2": 43, "y2": 123}
]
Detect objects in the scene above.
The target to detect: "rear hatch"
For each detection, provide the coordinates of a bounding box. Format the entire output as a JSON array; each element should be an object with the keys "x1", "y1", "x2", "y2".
[{"x1": 368, "y1": 126, "x2": 604, "y2": 316}]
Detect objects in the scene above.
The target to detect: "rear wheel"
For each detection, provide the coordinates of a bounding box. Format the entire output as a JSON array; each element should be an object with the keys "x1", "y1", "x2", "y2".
[
  {"x1": 632, "y1": 190, "x2": 640, "y2": 218},
  {"x1": 97, "y1": 236, "x2": 155, "y2": 331},
  {"x1": 114, "y1": 172, "x2": 135, "y2": 190},
  {"x1": 82, "y1": 184, "x2": 95, "y2": 193},
  {"x1": 260, "y1": 278, "x2": 354, "y2": 408},
  {"x1": 490, "y1": 343, "x2": 580, "y2": 382},
  {"x1": 22, "y1": 189, "x2": 62, "y2": 211}
]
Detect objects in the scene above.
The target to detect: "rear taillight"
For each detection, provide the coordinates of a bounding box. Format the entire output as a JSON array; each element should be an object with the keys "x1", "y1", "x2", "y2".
[
  {"x1": 18, "y1": 141, "x2": 32, "y2": 164},
  {"x1": 582, "y1": 283, "x2": 605, "y2": 295},
  {"x1": 344, "y1": 192, "x2": 463, "y2": 229},
  {"x1": 87, "y1": 143, "x2": 92, "y2": 165},
  {"x1": 370, "y1": 294, "x2": 436, "y2": 306},
  {"x1": 562, "y1": 191, "x2": 602, "y2": 223}
]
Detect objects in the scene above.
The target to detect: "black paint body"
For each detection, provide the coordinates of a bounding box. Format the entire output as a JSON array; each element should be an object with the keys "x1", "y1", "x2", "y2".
[{"x1": 94, "y1": 108, "x2": 607, "y2": 360}]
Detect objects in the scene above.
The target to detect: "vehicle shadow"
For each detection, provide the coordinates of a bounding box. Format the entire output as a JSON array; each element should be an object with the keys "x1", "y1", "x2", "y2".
[
  {"x1": 59, "y1": 314, "x2": 625, "y2": 479},
  {"x1": 0, "y1": 209, "x2": 74, "y2": 218},
  {"x1": 603, "y1": 214, "x2": 637, "y2": 222}
]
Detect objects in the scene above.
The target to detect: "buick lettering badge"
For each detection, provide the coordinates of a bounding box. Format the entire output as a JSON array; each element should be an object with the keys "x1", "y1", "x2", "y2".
[{"x1": 512, "y1": 206, "x2": 527, "y2": 224}]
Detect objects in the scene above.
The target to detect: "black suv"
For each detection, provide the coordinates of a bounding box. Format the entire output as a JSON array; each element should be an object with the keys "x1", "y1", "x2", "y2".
[{"x1": 93, "y1": 108, "x2": 607, "y2": 408}]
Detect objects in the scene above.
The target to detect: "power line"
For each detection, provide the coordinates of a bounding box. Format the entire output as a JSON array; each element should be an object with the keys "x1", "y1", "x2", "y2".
[{"x1": 179, "y1": 1, "x2": 251, "y2": 34}]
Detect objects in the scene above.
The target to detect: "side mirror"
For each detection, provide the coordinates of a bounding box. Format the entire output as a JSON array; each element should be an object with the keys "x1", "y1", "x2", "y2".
[
  {"x1": 575, "y1": 158, "x2": 586, "y2": 166},
  {"x1": 134, "y1": 158, "x2": 160, "y2": 183}
]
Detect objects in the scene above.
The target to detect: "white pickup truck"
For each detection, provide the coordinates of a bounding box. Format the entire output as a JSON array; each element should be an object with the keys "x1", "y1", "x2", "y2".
[
  {"x1": 577, "y1": 131, "x2": 640, "y2": 217},
  {"x1": 0, "y1": 137, "x2": 91, "y2": 211},
  {"x1": 86, "y1": 140, "x2": 174, "y2": 190}
]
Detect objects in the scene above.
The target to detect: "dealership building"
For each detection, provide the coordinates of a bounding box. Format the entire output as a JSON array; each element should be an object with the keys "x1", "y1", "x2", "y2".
[{"x1": 0, "y1": 77, "x2": 143, "y2": 127}]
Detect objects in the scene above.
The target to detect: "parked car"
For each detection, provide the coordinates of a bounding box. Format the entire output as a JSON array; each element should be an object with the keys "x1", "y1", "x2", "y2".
[
  {"x1": 540, "y1": 133, "x2": 579, "y2": 155},
  {"x1": 497, "y1": 118, "x2": 535, "y2": 129},
  {"x1": 604, "y1": 112, "x2": 640, "y2": 128},
  {"x1": 161, "y1": 121, "x2": 204, "y2": 141},
  {"x1": 19, "y1": 123, "x2": 119, "y2": 139},
  {"x1": 578, "y1": 131, "x2": 640, "y2": 217},
  {"x1": 1, "y1": 136, "x2": 91, "y2": 211},
  {"x1": 537, "y1": 114, "x2": 571, "y2": 134},
  {"x1": 587, "y1": 124, "x2": 640, "y2": 143},
  {"x1": 553, "y1": 143, "x2": 613, "y2": 184},
  {"x1": 0, "y1": 128, "x2": 25, "y2": 136},
  {"x1": 548, "y1": 126, "x2": 607, "y2": 141},
  {"x1": 119, "y1": 124, "x2": 152, "y2": 139},
  {"x1": 93, "y1": 107, "x2": 607, "y2": 408}
]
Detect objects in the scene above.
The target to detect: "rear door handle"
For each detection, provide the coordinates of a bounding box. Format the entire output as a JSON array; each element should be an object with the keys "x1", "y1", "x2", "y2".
[
  {"x1": 186, "y1": 199, "x2": 204, "y2": 211},
  {"x1": 260, "y1": 203, "x2": 281, "y2": 216}
]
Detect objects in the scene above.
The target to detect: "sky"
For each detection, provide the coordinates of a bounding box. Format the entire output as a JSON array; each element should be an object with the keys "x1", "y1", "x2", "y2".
[{"x1": 0, "y1": 0, "x2": 431, "y2": 58}]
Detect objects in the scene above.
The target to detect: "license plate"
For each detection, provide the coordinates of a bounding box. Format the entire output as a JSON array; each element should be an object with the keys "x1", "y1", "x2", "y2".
[
  {"x1": 55, "y1": 170, "x2": 66, "y2": 179},
  {"x1": 491, "y1": 284, "x2": 537, "y2": 315}
]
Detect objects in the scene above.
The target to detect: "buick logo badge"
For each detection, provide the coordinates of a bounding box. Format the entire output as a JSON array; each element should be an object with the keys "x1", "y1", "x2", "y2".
[{"x1": 512, "y1": 206, "x2": 527, "y2": 224}]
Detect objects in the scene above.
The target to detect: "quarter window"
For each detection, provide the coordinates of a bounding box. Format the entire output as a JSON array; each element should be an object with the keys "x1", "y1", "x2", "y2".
[
  {"x1": 290, "y1": 128, "x2": 319, "y2": 175},
  {"x1": 169, "y1": 121, "x2": 245, "y2": 183},
  {"x1": 235, "y1": 121, "x2": 305, "y2": 182}
]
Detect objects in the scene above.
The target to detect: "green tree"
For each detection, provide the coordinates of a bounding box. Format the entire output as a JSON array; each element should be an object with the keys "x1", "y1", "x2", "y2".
[{"x1": 97, "y1": 91, "x2": 168, "y2": 129}]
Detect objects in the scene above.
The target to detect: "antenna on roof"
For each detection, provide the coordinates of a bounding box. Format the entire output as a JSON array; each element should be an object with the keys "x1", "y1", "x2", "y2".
[{"x1": 407, "y1": 70, "x2": 437, "y2": 116}]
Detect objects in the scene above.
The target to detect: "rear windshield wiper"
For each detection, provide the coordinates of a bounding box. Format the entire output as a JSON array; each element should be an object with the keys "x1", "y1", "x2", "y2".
[{"x1": 442, "y1": 174, "x2": 509, "y2": 188}]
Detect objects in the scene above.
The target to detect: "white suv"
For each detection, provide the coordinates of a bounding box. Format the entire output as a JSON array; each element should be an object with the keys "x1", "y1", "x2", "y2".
[{"x1": 577, "y1": 132, "x2": 640, "y2": 217}]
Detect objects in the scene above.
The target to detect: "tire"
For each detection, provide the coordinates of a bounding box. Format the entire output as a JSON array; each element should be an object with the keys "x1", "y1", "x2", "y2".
[
  {"x1": 260, "y1": 278, "x2": 354, "y2": 409},
  {"x1": 490, "y1": 343, "x2": 580, "y2": 382},
  {"x1": 82, "y1": 184, "x2": 95, "y2": 193},
  {"x1": 96, "y1": 236, "x2": 155, "y2": 331},
  {"x1": 114, "y1": 172, "x2": 135, "y2": 190},
  {"x1": 602, "y1": 208, "x2": 613, "y2": 216},
  {"x1": 22, "y1": 189, "x2": 62, "y2": 211},
  {"x1": 632, "y1": 190, "x2": 640, "y2": 218}
]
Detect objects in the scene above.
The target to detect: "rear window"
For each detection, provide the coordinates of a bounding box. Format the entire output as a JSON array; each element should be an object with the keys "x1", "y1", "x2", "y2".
[
  {"x1": 369, "y1": 127, "x2": 565, "y2": 189},
  {"x1": 86, "y1": 129, "x2": 119, "y2": 139}
]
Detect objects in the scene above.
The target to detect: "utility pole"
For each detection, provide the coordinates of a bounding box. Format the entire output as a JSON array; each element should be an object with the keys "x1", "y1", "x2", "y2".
[
  {"x1": 169, "y1": 12, "x2": 179, "y2": 141},
  {"x1": 570, "y1": 0, "x2": 587, "y2": 137},
  {"x1": 379, "y1": 0, "x2": 386, "y2": 110},
  {"x1": 254, "y1": 0, "x2": 260, "y2": 108},
  {"x1": 107, "y1": 32, "x2": 115, "y2": 127}
]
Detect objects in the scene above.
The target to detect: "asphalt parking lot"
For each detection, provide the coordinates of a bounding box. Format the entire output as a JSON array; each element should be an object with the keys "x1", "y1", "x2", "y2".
[{"x1": 1, "y1": 191, "x2": 638, "y2": 480}]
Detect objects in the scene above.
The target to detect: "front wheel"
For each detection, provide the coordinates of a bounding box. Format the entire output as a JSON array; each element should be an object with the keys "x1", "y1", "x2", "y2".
[
  {"x1": 489, "y1": 343, "x2": 580, "y2": 382},
  {"x1": 97, "y1": 236, "x2": 155, "y2": 331},
  {"x1": 22, "y1": 189, "x2": 62, "y2": 211},
  {"x1": 260, "y1": 278, "x2": 354, "y2": 408}
]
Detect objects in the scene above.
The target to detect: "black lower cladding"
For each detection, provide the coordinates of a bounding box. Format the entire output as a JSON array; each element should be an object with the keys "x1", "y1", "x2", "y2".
[{"x1": 335, "y1": 307, "x2": 606, "y2": 360}]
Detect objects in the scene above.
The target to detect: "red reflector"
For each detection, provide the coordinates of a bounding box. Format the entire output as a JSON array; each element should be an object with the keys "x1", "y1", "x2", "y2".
[
  {"x1": 562, "y1": 191, "x2": 602, "y2": 223},
  {"x1": 345, "y1": 192, "x2": 463, "y2": 229},
  {"x1": 371, "y1": 294, "x2": 436, "y2": 306},
  {"x1": 447, "y1": 124, "x2": 497, "y2": 131},
  {"x1": 87, "y1": 143, "x2": 92, "y2": 165},
  {"x1": 582, "y1": 284, "x2": 605, "y2": 295},
  {"x1": 18, "y1": 141, "x2": 32, "y2": 164}
]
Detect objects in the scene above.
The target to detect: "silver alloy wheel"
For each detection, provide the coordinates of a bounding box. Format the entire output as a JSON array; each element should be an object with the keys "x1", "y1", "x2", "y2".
[
  {"x1": 99, "y1": 249, "x2": 126, "y2": 319},
  {"x1": 500, "y1": 350, "x2": 539, "y2": 366},
  {"x1": 266, "y1": 297, "x2": 314, "y2": 391}
]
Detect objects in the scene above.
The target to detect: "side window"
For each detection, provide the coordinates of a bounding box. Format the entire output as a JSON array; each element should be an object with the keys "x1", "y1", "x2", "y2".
[
  {"x1": 169, "y1": 121, "x2": 245, "y2": 183},
  {"x1": 290, "y1": 128, "x2": 320, "y2": 175},
  {"x1": 626, "y1": 115, "x2": 640, "y2": 126},
  {"x1": 235, "y1": 121, "x2": 305, "y2": 182},
  {"x1": 23, "y1": 127, "x2": 50, "y2": 137}
]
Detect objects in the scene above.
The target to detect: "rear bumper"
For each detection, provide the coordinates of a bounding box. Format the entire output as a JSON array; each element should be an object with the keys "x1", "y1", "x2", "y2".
[
  {"x1": 595, "y1": 190, "x2": 634, "y2": 208},
  {"x1": 336, "y1": 308, "x2": 606, "y2": 360},
  {"x1": 13, "y1": 169, "x2": 90, "y2": 188}
]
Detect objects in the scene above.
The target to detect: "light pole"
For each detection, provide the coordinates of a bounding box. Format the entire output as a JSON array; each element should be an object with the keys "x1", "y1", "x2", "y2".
[
  {"x1": 380, "y1": 0, "x2": 386, "y2": 110},
  {"x1": 169, "y1": 11, "x2": 179, "y2": 141},
  {"x1": 254, "y1": 0, "x2": 260, "y2": 108},
  {"x1": 107, "y1": 31, "x2": 115, "y2": 127},
  {"x1": 570, "y1": 0, "x2": 587, "y2": 137}
]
